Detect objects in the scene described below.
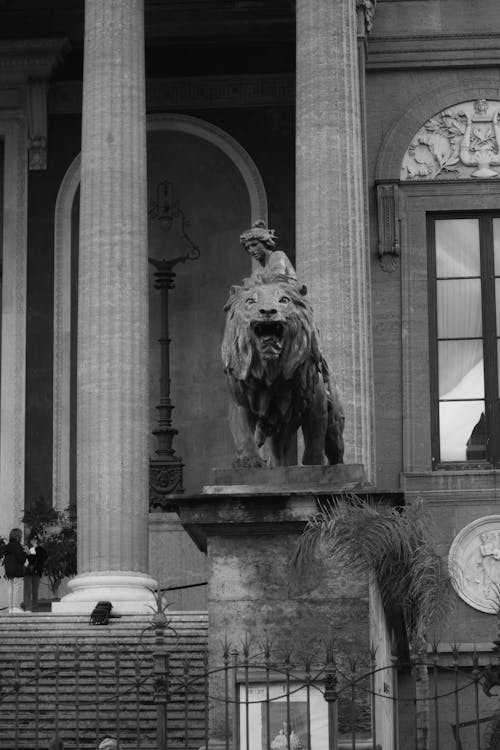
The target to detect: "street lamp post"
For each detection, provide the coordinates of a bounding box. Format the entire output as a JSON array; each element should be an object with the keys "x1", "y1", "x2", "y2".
[{"x1": 148, "y1": 180, "x2": 200, "y2": 509}]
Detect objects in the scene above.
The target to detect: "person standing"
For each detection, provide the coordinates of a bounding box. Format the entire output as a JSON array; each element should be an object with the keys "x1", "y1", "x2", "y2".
[
  {"x1": 3, "y1": 528, "x2": 27, "y2": 613},
  {"x1": 25, "y1": 532, "x2": 48, "y2": 611}
]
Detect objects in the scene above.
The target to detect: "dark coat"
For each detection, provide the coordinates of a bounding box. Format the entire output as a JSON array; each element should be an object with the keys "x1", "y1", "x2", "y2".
[
  {"x1": 3, "y1": 540, "x2": 27, "y2": 579},
  {"x1": 26, "y1": 545, "x2": 48, "y2": 577}
]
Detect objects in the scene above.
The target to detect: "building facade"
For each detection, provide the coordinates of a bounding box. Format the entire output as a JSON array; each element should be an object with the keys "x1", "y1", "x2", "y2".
[{"x1": 1, "y1": 0, "x2": 500, "y2": 740}]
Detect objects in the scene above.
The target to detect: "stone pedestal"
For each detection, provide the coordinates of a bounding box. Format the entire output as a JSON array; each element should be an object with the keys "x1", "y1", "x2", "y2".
[{"x1": 176, "y1": 466, "x2": 399, "y2": 747}]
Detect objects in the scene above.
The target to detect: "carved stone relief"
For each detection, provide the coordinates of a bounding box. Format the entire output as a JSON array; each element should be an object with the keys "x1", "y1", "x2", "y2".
[
  {"x1": 449, "y1": 516, "x2": 500, "y2": 613},
  {"x1": 401, "y1": 99, "x2": 500, "y2": 180}
]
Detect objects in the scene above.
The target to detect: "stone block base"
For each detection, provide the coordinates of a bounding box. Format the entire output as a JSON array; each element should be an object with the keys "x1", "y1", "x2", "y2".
[
  {"x1": 204, "y1": 463, "x2": 372, "y2": 494},
  {"x1": 175, "y1": 470, "x2": 397, "y2": 749}
]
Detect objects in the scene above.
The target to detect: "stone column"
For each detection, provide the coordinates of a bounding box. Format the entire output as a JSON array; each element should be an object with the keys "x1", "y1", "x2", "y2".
[
  {"x1": 296, "y1": 0, "x2": 374, "y2": 478},
  {"x1": 54, "y1": 0, "x2": 156, "y2": 613}
]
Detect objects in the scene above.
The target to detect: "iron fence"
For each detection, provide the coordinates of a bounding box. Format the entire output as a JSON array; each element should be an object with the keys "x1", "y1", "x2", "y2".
[{"x1": 1, "y1": 619, "x2": 500, "y2": 750}]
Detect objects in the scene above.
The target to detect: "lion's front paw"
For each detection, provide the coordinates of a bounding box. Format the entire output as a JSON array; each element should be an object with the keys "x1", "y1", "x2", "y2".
[{"x1": 232, "y1": 454, "x2": 268, "y2": 469}]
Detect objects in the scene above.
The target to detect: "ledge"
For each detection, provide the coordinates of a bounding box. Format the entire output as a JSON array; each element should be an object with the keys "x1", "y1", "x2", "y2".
[
  {"x1": 175, "y1": 466, "x2": 403, "y2": 551},
  {"x1": 205, "y1": 463, "x2": 372, "y2": 494},
  {"x1": 402, "y1": 470, "x2": 500, "y2": 497}
]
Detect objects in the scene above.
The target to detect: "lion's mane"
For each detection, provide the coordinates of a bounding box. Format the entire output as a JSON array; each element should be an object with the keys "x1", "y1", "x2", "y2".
[{"x1": 222, "y1": 274, "x2": 322, "y2": 388}]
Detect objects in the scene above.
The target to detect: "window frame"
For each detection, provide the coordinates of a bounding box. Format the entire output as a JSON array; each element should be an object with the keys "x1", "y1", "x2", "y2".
[{"x1": 428, "y1": 210, "x2": 500, "y2": 469}]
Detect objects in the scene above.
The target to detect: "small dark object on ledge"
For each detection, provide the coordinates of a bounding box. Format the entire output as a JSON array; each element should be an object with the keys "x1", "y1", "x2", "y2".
[{"x1": 89, "y1": 600, "x2": 113, "y2": 625}]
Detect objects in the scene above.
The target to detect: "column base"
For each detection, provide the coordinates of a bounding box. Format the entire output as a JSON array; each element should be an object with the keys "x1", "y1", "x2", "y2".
[{"x1": 51, "y1": 571, "x2": 158, "y2": 615}]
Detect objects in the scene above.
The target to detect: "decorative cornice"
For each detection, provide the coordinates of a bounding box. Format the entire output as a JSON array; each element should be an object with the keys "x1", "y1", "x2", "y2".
[
  {"x1": 367, "y1": 33, "x2": 500, "y2": 70},
  {"x1": 0, "y1": 38, "x2": 70, "y2": 81},
  {"x1": 49, "y1": 73, "x2": 294, "y2": 114}
]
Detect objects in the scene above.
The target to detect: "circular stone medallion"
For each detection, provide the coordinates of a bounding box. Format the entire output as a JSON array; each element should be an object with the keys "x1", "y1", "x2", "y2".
[{"x1": 449, "y1": 516, "x2": 500, "y2": 613}]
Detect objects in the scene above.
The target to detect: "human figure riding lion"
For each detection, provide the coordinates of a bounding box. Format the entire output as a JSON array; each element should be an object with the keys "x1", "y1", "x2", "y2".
[{"x1": 222, "y1": 220, "x2": 344, "y2": 468}]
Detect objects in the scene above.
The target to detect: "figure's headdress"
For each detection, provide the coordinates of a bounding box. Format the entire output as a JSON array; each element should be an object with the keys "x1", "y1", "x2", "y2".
[{"x1": 240, "y1": 220, "x2": 278, "y2": 249}]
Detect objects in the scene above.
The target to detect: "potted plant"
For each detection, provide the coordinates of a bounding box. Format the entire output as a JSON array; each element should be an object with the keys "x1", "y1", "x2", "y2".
[{"x1": 23, "y1": 497, "x2": 77, "y2": 597}]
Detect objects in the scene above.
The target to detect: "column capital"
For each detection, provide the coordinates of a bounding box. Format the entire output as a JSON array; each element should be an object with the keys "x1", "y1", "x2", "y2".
[{"x1": 0, "y1": 38, "x2": 70, "y2": 82}]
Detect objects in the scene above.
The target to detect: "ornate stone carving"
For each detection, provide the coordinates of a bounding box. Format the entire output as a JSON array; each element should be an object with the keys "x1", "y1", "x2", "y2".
[
  {"x1": 356, "y1": 0, "x2": 377, "y2": 35},
  {"x1": 150, "y1": 460, "x2": 183, "y2": 510},
  {"x1": 449, "y1": 516, "x2": 500, "y2": 613},
  {"x1": 401, "y1": 99, "x2": 500, "y2": 180},
  {"x1": 376, "y1": 182, "x2": 400, "y2": 272},
  {"x1": 27, "y1": 80, "x2": 48, "y2": 170}
]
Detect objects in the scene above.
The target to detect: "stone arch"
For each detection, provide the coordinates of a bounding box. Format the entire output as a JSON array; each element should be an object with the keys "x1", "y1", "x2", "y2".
[
  {"x1": 52, "y1": 115, "x2": 268, "y2": 508},
  {"x1": 147, "y1": 114, "x2": 268, "y2": 221},
  {"x1": 375, "y1": 79, "x2": 500, "y2": 180}
]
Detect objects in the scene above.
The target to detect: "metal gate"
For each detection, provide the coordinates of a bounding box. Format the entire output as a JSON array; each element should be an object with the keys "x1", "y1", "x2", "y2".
[{"x1": 1, "y1": 617, "x2": 500, "y2": 750}]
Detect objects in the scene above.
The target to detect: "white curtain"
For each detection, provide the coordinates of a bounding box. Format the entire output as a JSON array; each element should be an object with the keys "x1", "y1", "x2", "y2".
[{"x1": 435, "y1": 219, "x2": 484, "y2": 460}]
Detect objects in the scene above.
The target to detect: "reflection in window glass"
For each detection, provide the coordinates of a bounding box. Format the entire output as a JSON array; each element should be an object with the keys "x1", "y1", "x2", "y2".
[
  {"x1": 439, "y1": 400, "x2": 486, "y2": 462},
  {"x1": 438, "y1": 344, "x2": 483, "y2": 399},
  {"x1": 435, "y1": 219, "x2": 480, "y2": 277}
]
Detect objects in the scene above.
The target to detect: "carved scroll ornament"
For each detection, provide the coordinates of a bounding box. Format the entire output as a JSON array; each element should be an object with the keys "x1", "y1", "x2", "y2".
[
  {"x1": 401, "y1": 99, "x2": 500, "y2": 181},
  {"x1": 376, "y1": 182, "x2": 400, "y2": 272}
]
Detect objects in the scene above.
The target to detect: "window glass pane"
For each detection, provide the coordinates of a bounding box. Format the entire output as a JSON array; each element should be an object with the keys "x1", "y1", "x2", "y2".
[
  {"x1": 438, "y1": 342, "x2": 483, "y2": 398},
  {"x1": 435, "y1": 219, "x2": 480, "y2": 277},
  {"x1": 439, "y1": 400, "x2": 486, "y2": 462},
  {"x1": 437, "y1": 278, "x2": 482, "y2": 338},
  {"x1": 493, "y1": 218, "x2": 500, "y2": 275}
]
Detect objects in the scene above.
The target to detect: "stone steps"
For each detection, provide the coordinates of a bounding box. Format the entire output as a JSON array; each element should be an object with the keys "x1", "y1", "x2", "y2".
[{"x1": 0, "y1": 612, "x2": 208, "y2": 750}]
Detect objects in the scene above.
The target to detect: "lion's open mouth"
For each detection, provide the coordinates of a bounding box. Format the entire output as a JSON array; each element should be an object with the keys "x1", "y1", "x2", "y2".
[
  {"x1": 252, "y1": 321, "x2": 284, "y2": 339},
  {"x1": 252, "y1": 321, "x2": 284, "y2": 358}
]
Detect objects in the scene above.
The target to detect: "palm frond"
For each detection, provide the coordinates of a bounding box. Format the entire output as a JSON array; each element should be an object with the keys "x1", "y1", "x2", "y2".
[{"x1": 293, "y1": 493, "x2": 453, "y2": 647}]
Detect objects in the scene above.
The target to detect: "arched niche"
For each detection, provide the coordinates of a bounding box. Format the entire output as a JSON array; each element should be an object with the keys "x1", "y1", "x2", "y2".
[{"x1": 53, "y1": 114, "x2": 268, "y2": 507}]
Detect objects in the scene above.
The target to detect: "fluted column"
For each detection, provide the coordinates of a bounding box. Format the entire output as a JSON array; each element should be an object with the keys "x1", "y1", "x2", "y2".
[
  {"x1": 54, "y1": 0, "x2": 156, "y2": 613},
  {"x1": 296, "y1": 0, "x2": 374, "y2": 478}
]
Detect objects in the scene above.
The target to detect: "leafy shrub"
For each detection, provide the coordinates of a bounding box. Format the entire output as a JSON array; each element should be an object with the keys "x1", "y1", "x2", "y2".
[{"x1": 23, "y1": 497, "x2": 77, "y2": 594}]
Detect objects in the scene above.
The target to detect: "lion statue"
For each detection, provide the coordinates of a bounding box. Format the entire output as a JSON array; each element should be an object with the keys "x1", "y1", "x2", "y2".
[{"x1": 221, "y1": 272, "x2": 344, "y2": 467}]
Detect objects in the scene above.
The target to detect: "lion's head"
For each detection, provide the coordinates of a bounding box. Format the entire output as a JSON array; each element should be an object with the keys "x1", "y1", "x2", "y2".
[{"x1": 222, "y1": 274, "x2": 322, "y2": 383}]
